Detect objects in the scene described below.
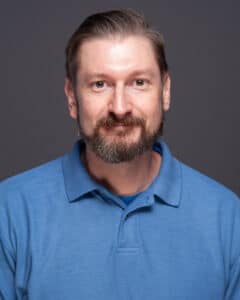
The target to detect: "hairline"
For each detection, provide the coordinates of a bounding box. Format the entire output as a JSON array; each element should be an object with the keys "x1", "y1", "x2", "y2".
[{"x1": 71, "y1": 33, "x2": 167, "y2": 87}]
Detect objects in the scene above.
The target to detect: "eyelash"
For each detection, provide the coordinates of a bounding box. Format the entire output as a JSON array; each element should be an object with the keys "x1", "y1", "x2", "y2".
[
  {"x1": 134, "y1": 79, "x2": 147, "y2": 86},
  {"x1": 92, "y1": 81, "x2": 106, "y2": 88},
  {"x1": 91, "y1": 79, "x2": 149, "y2": 89}
]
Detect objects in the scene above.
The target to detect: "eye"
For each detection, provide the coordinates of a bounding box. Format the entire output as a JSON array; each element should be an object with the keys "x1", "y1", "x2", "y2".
[
  {"x1": 93, "y1": 80, "x2": 106, "y2": 89},
  {"x1": 135, "y1": 79, "x2": 145, "y2": 86},
  {"x1": 133, "y1": 78, "x2": 149, "y2": 88}
]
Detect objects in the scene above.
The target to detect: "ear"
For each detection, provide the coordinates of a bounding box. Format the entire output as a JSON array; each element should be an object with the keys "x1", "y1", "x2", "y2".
[
  {"x1": 162, "y1": 73, "x2": 171, "y2": 112},
  {"x1": 64, "y1": 78, "x2": 78, "y2": 120}
]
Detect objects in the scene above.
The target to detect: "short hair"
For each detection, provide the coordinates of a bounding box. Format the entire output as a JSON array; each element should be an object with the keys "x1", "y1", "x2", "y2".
[{"x1": 65, "y1": 8, "x2": 169, "y2": 85}]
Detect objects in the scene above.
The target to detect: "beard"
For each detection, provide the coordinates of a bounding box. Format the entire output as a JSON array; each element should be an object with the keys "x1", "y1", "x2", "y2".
[{"x1": 77, "y1": 110, "x2": 165, "y2": 164}]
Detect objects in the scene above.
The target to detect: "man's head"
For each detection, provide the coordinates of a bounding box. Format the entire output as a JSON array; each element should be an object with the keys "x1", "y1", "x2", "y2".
[{"x1": 64, "y1": 9, "x2": 171, "y2": 163}]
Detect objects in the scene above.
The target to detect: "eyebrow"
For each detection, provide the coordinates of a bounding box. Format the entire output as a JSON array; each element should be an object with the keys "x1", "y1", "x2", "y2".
[
  {"x1": 128, "y1": 69, "x2": 156, "y2": 78},
  {"x1": 81, "y1": 69, "x2": 157, "y2": 82}
]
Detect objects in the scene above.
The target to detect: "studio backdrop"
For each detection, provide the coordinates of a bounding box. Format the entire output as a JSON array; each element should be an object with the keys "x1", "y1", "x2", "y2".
[{"x1": 0, "y1": 0, "x2": 239, "y2": 195}]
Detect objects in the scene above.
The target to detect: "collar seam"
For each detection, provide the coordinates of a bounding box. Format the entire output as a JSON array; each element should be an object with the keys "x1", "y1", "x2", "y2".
[{"x1": 61, "y1": 155, "x2": 72, "y2": 203}]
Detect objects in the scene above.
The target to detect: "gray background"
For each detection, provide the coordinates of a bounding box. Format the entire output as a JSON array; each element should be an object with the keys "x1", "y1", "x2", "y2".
[{"x1": 0, "y1": 0, "x2": 239, "y2": 196}]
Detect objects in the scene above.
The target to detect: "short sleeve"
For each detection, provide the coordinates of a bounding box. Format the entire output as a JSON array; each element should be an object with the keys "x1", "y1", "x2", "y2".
[
  {"x1": 224, "y1": 194, "x2": 240, "y2": 300},
  {"x1": 224, "y1": 255, "x2": 240, "y2": 300},
  {"x1": 0, "y1": 239, "x2": 17, "y2": 300},
  {"x1": 0, "y1": 182, "x2": 17, "y2": 300}
]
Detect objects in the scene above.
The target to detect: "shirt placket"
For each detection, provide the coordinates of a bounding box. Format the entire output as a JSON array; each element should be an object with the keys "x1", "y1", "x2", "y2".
[{"x1": 116, "y1": 195, "x2": 154, "y2": 252}]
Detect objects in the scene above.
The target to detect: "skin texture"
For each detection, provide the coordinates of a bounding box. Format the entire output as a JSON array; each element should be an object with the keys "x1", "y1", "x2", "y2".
[{"x1": 64, "y1": 35, "x2": 171, "y2": 195}]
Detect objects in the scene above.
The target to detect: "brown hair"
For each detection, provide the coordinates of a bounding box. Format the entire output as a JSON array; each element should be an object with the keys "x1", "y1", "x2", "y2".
[{"x1": 65, "y1": 8, "x2": 169, "y2": 85}]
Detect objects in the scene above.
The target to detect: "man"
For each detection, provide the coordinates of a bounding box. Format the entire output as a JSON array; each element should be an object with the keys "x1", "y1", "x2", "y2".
[{"x1": 0, "y1": 8, "x2": 239, "y2": 300}]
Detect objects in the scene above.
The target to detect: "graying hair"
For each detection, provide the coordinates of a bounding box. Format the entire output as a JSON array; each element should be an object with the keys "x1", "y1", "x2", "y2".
[{"x1": 65, "y1": 8, "x2": 169, "y2": 85}]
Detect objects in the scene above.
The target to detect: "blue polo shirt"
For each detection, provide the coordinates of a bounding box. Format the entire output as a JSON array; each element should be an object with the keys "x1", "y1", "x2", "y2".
[{"x1": 0, "y1": 138, "x2": 240, "y2": 300}]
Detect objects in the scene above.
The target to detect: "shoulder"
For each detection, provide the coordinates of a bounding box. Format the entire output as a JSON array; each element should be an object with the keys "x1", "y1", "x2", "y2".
[
  {"x1": 177, "y1": 159, "x2": 240, "y2": 265},
  {"x1": 0, "y1": 155, "x2": 65, "y2": 208},
  {"x1": 0, "y1": 155, "x2": 67, "y2": 248},
  {"x1": 177, "y1": 159, "x2": 240, "y2": 207}
]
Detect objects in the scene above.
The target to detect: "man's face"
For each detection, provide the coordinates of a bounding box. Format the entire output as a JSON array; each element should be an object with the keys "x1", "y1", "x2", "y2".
[{"x1": 65, "y1": 35, "x2": 171, "y2": 163}]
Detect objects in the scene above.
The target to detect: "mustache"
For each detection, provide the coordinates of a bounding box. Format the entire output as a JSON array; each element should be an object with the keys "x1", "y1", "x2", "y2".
[{"x1": 96, "y1": 114, "x2": 145, "y2": 129}]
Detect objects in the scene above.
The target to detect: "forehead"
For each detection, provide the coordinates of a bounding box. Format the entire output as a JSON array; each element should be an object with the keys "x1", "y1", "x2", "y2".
[{"x1": 77, "y1": 35, "x2": 160, "y2": 78}]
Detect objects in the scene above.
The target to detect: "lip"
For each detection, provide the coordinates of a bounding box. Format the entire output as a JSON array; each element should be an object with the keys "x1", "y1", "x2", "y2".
[
  {"x1": 102, "y1": 124, "x2": 134, "y2": 131},
  {"x1": 111, "y1": 124, "x2": 132, "y2": 129}
]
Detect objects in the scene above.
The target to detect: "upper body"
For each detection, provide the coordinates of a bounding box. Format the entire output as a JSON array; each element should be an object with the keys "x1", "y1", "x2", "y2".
[
  {"x1": 1, "y1": 8, "x2": 239, "y2": 300},
  {"x1": 0, "y1": 137, "x2": 240, "y2": 300}
]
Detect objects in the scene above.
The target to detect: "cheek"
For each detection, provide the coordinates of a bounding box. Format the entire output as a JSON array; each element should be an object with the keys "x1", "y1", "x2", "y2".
[
  {"x1": 148, "y1": 105, "x2": 162, "y2": 130},
  {"x1": 77, "y1": 95, "x2": 108, "y2": 133},
  {"x1": 138, "y1": 95, "x2": 162, "y2": 127}
]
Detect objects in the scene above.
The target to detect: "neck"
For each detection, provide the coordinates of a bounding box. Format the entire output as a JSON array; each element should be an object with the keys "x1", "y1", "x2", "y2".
[{"x1": 81, "y1": 144, "x2": 162, "y2": 196}]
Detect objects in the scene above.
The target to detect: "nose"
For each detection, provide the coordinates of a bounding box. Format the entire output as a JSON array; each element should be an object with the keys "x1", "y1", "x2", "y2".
[{"x1": 108, "y1": 84, "x2": 132, "y2": 118}]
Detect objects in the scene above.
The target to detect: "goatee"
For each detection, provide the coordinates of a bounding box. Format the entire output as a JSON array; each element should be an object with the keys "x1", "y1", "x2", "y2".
[{"x1": 78, "y1": 113, "x2": 164, "y2": 163}]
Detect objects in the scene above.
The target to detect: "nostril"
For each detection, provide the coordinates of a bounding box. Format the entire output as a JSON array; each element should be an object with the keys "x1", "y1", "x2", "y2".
[{"x1": 108, "y1": 112, "x2": 132, "y2": 123}]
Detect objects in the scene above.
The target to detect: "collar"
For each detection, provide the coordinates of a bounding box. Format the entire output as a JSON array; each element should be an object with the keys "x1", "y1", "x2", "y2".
[
  {"x1": 151, "y1": 139, "x2": 182, "y2": 207},
  {"x1": 62, "y1": 137, "x2": 182, "y2": 208}
]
